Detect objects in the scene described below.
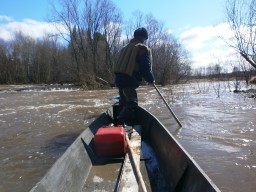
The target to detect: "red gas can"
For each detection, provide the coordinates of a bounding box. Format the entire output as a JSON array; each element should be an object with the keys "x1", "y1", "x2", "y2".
[{"x1": 94, "y1": 126, "x2": 127, "y2": 157}]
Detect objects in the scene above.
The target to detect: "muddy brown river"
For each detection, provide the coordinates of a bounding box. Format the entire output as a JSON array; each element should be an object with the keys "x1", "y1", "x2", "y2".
[{"x1": 0, "y1": 82, "x2": 255, "y2": 192}]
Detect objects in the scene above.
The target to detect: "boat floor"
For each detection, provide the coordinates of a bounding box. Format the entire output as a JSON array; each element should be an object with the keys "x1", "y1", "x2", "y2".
[
  {"x1": 82, "y1": 162, "x2": 122, "y2": 191},
  {"x1": 81, "y1": 140, "x2": 168, "y2": 192}
]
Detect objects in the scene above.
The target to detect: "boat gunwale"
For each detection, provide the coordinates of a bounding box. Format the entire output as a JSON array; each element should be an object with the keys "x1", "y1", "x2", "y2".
[{"x1": 136, "y1": 106, "x2": 221, "y2": 192}]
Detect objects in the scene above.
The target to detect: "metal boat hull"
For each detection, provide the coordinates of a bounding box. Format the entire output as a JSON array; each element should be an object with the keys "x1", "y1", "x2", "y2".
[{"x1": 31, "y1": 105, "x2": 220, "y2": 192}]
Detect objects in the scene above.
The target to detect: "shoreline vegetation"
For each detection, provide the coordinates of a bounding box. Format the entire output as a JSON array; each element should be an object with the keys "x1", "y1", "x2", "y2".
[{"x1": 1, "y1": 0, "x2": 255, "y2": 98}]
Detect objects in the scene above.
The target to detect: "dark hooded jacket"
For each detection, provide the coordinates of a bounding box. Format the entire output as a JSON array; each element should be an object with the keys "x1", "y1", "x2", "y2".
[{"x1": 114, "y1": 39, "x2": 154, "y2": 88}]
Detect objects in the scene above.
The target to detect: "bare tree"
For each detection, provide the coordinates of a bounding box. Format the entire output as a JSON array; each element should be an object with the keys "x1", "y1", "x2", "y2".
[
  {"x1": 208, "y1": 64, "x2": 225, "y2": 98},
  {"x1": 123, "y1": 12, "x2": 192, "y2": 85},
  {"x1": 49, "y1": 0, "x2": 122, "y2": 85},
  {"x1": 8, "y1": 32, "x2": 37, "y2": 83},
  {"x1": 98, "y1": 0, "x2": 122, "y2": 82},
  {"x1": 226, "y1": 0, "x2": 256, "y2": 68},
  {"x1": 49, "y1": 0, "x2": 85, "y2": 82},
  {"x1": 0, "y1": 31, "x2": 70, "y2": 84},
  {"x1": 123, "y1": 11, "x2": 144, "y2": 42},
  {"x1": 144, "y1": 14, "x2": 168, "y2": 49},
  {"x1": 0, "y1": 40, "x2": 10, "y2": 83}
]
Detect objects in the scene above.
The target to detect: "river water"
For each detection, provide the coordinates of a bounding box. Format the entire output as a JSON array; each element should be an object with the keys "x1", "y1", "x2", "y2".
[{"x1": 0, "y1": 82, "x2": 255, "y2": 192}]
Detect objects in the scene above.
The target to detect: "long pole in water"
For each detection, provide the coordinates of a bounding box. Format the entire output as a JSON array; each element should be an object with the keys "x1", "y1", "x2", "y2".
[{"x1": 153, "y1": 83, "x2": 182, "y2": 127}]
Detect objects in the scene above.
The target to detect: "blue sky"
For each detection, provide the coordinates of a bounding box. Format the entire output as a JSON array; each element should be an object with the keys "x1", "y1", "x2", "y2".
[
  {"x1": 0, "y1": 0, "x2": 49, "y2": 21},
  {"x1": 111, "y1": 0, "x2": 225, "y2": 35},
  {"x1": 0, "y1": 0, "x2": 225, "y2": 35},
  {"x1": 0, "y1": 0, "x2": 235, "y2": 69}
]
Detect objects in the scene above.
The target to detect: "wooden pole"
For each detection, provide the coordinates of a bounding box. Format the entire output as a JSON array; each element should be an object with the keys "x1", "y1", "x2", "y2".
[
  {"x1": 153, "y1": 83, "x2": 182, "y2": 127},
  {"x1": 125, "y1": 134, "x2": 147, "y2": 192}
]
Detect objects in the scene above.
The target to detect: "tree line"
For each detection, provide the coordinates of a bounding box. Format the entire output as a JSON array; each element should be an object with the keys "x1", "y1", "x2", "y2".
[
  {"x1": 0, "y1": 0, "x2": 191, "y2": 88},
  {"x1": 2, "y1": 0, "x2": 254, "y2": 88}
]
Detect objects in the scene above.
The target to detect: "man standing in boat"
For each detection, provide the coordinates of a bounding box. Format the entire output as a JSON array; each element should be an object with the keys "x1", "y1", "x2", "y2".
[{"x1": 114, "y1": 27, "x2": 155, "y2": 125}]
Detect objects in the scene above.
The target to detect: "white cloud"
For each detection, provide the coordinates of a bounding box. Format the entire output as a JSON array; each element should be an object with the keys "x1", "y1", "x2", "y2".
[
  {"x1": 0, "y1": 16, "x2": 64, "y2": 41},
  {"x1": 0, "y1": 15, "x2": 14, "y2": 22},
  {"x1": 179, "y1": 23, "x2": 237, "y2": 69}
]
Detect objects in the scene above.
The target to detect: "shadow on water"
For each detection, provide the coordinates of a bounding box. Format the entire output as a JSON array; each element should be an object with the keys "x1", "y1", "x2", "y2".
[{"x1": 44, "y1": 133, "x2": 80, "y2": 154}]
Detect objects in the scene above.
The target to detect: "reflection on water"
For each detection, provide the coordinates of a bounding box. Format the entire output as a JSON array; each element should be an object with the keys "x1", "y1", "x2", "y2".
[
  {"x1": 0, "y1": 82, "x2": 255, "y2": 192},
  {"x1": 44, "y1": 134, "x2": 79, "y2": 154}
]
